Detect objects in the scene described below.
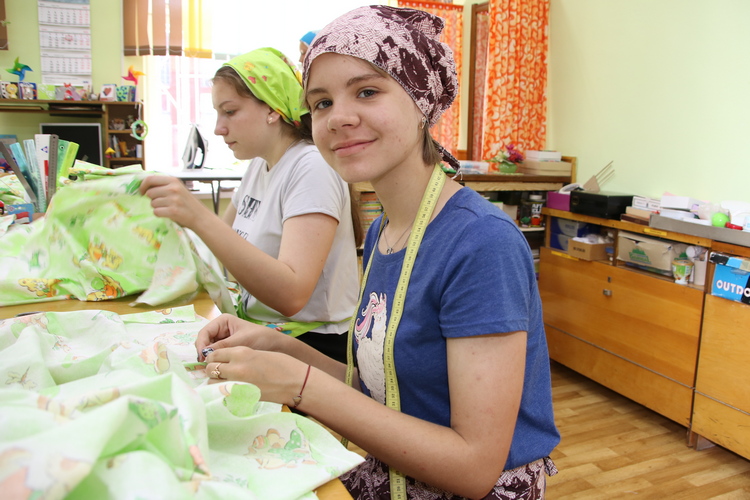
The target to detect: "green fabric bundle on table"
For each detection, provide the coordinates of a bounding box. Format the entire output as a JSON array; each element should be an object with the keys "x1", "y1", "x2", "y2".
[
  {"x1": 0, "y1": 307, "x2": 363, "y2": 499},
  {"x1": 0, "y1": 174, "x2": 29, "y2": 206},
  {"x1": 0, "y1": 163, "x2": 233, "y2": 313}
]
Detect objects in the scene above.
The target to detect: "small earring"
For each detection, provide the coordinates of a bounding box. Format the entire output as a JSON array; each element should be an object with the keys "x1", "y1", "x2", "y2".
[
  {"x1": 420, "y1": 117, "x2": 427, "y2": 130},
  {"x1": 267, "y1": 117, "x2": 273, "y2": 124}
]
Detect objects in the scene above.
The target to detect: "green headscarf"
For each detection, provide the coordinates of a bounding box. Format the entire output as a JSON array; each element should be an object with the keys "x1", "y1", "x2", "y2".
[{"x1": 223, "y1": 48, "x2": 308, "y2": 127}]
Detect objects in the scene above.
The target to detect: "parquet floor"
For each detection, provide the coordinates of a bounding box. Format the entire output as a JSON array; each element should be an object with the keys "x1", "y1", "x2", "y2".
[
  {"x1": 547, "y1": 361, "x2": 750, "y2": 499},
  {"x1": 331, "y1": 361, "x2": 750, "y2": 498}
]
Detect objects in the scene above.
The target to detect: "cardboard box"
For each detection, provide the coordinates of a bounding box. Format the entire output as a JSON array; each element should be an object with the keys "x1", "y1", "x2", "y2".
[
  {"x1": 660, "y1": 195, "x2": 704, "y2": 211},
  {"x1": 710, "y1": 253, "x2": 750, "y2": 304},
  {"x1": 617, "y1": 231, "x2": 687, "y2": 274},
  {"x1": 549, "y1": 217, "x2": 594, "y2": 237},
  {"x1": 547, "y1": 191, "x2": 571, "y2": 211},
  {"x1": 568, "y1": 240, "x2": 610, "y2": 261}
]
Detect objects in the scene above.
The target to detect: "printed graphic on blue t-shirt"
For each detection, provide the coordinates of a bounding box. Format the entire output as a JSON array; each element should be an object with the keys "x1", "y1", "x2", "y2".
[{"x1": 354, "y1": 291, "x2": 388, "y2": 404}]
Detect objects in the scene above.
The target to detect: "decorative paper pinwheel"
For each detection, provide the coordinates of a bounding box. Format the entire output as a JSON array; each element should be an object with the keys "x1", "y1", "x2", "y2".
[
  {"x1": 7, "y1": 57, "x2": 32, "y2": 82},
  {"x1": 122, "y1": 65, "x2": 145, "y2": 85}
]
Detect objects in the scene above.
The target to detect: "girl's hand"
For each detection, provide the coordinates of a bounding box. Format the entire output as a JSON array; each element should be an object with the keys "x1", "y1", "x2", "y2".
[
  {"x1": 196, "y1": 313, "x2": 289, "y2": 361},
  {"x1": 139, "y1": 175, "x2": 208, "y2": 228},
  {"x1": 204, "y1": 346, "x2": 310, "y2": 406}
]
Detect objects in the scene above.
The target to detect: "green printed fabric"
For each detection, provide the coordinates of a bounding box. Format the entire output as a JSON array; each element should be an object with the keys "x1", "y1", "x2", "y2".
[
  {"x1": 0, "y1": 306, "x2": 363, "y2": 499},
  {"x1": 0, "y1": 173, "x2": 29, "y2": 206},
  {"x1": 0, "y1": 163, "x2": 234, "y2": 313}
]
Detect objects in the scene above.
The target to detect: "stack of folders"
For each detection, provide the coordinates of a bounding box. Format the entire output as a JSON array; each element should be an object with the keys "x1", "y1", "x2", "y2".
[
  {"x1": 518, "y1": 150, "x2": 571, "y2": 175},
  {"x1": 0, "y1": 134, "x2": 80, "y2": 214},
  {"x1": 621, "y1": 195, "x2": 661, "y2": 225}
]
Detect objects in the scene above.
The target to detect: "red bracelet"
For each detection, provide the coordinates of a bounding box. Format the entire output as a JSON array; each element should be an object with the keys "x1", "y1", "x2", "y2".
[{"x1": 292, "y1": 364, "x2": 312, "y2": 408}]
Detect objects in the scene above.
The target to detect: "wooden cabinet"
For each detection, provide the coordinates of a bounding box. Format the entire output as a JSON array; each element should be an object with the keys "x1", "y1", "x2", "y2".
[
  {"x1": 540, "y1": 209, "x2": 750, "y2": 458},
  {"x1": 539, "y1": 210, "x2": 708, "y2": 426},
  {"x1": 691, "y1": 243, "x2": 750, "y2": 459},
  {"x1": 0, "y1": 99, "x2": 145, "y2": 170},
  {"x1": 540, "y1": 246, "x2": 703, "y2": 425}
]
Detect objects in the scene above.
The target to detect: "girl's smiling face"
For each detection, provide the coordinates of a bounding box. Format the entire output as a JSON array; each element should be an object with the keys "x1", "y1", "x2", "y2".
[
  {"x1": 305, "y1": 53, "x2": 425, "y2": 186},
  {"x1": 212, "y1": 79, "x2": 273, "y2": 160}
]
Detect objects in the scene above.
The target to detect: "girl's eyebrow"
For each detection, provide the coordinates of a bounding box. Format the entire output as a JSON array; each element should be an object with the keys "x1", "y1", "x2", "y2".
[{"x1": 306, "y1": 72, "x2": 386, "y2": 98}]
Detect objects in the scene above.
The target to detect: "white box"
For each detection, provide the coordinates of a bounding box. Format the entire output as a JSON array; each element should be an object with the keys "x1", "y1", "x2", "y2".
[{"x1": 660, "y1": 195, "x2": 704, "y2": 211}]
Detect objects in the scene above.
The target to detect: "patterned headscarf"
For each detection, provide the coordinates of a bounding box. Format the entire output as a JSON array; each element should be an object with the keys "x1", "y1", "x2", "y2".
[
  {"x1": 302, "y1": 5, "x2": 458, "y2": 167},
  {"x1": 224, "y1": 47, "x2": 308, "y2": 127}
]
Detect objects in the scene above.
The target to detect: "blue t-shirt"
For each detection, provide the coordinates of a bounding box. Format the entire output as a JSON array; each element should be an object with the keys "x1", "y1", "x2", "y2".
[{"x1": 354, "y1": 187, "x2": 560, "y2": 470}]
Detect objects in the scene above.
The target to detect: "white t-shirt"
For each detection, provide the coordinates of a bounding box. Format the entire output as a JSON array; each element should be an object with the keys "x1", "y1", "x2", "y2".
[{"x1": 230, "y1": 142, "x2": 358, "y2": 334}]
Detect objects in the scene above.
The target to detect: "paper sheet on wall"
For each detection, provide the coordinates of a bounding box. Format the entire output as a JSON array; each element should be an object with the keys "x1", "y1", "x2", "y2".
[{"x1": 38, "y1": 0, "x2": 92, "y2": 87}]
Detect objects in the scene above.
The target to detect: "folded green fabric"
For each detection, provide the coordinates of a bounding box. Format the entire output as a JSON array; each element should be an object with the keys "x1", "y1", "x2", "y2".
[
  {"x1": 0, "y1": 163, "x2": 234, "y2": 313},
  {"x1": 0, "y1": 174, "x2": 29, "y2": 206},
  {"x1": 0, "y1": 307, "x2": 363, "y2": 499}
]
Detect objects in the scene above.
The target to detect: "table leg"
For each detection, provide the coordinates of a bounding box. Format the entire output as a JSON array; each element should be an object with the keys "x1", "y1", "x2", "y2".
[{"x1": 210, "y1": 181, "x2": 220, "y2": 215}]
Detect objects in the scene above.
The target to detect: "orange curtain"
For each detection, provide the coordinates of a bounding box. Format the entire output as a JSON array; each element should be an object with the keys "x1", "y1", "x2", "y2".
[
  {"x1": 398, "y1": 0, "x2": 463, "y2": 156},
  {"x1": 482, "y1": 0, "x2": 549, "y2": 165},
  {"x1": 470, "y1": 5, "x2": 490, "y2": 160}
]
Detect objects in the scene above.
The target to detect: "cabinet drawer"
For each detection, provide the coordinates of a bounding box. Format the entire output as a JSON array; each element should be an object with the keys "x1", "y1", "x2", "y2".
[
  {"x1": 546, "y1": 325, "x2": 694, "y2": 425},
  {"x1": 692, "y1": 393, "x2": 750, "y2": 460},
  {"x1": 539, "y1": 247, "x2": 703, "y2": 386},
  {"x1": 695, "y1": 295, "x2": 750, "y2": 413}
]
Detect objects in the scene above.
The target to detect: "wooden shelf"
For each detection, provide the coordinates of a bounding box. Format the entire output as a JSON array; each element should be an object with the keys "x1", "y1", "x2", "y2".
[
  {"x1": 0, "y1": 99, "x2": 105, "y2": 115},
  {"x1": 0, "y1": 99, "x2": 146, "y2": 170},
  {"x1": 543, "y1": 208, "x2": 713, "y2": 247}
]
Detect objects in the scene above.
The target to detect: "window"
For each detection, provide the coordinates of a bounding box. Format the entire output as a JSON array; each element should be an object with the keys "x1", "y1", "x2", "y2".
[{"x1": 138, "y1": 0, "x2": 384, "y2": 171}]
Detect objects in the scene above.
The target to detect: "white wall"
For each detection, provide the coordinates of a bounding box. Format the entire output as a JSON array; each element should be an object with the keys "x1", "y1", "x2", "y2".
[{"x1": 547, "y1": 0, "x2": 750, "y2": 204}]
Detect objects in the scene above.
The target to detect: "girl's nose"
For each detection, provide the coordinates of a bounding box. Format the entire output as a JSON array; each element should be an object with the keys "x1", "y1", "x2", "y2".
[
  {"x1": 326, "y1": 106, "x2": 358, "y2": 131},
  {"x1": 214, "y1": 119, "x2": 226, "y2": 136}
]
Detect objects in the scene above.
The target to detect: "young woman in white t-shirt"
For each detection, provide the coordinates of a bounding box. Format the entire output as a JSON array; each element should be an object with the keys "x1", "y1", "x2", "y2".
[{"x1": 140, "y1": 48, "x2": 361, "y2": 362}]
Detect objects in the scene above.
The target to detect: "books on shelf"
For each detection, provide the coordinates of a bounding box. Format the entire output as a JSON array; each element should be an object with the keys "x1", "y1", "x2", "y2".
[
  {"x1": 518, "y1": 160, "x2": 572, "y2": 175},
  {"x1": 625, "y1": 206, "x2": 656, "y2": 219},
  {"x1": 524, "y1": 150, "x2": 562, "y2": 161},
  {"x1": 620, "y1": 214, "x2": 649, "y2": 226},
  {"x1": 620, "y1": 205, "x2": 656, "y2": 225}
]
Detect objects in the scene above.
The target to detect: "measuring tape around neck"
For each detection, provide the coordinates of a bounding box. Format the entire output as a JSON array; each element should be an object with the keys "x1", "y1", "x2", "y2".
[{"x1": 344, "y1": 164, "x2": 446, "y2": 500}]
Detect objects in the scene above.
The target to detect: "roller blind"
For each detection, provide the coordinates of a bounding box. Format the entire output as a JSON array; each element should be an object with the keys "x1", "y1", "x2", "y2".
[{"x1": 123, "y1": 0, "x2": 211, "y2": 58}]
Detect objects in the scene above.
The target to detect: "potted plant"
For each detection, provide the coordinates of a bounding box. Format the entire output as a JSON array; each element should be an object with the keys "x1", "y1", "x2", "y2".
[{"x1": 488, "y1": 143, "x2": 524, "y2": 174}]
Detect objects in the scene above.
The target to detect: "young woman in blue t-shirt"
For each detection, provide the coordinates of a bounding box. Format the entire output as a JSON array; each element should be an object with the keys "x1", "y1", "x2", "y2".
[{"x1": 198, "y1": 6, "x2": 560, "y2": 499}]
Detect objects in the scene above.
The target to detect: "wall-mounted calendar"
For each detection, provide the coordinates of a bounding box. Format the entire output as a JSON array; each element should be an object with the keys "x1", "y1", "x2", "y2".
[{"x1": 38, "y1": 0, "x2": 92, "y2": 88}]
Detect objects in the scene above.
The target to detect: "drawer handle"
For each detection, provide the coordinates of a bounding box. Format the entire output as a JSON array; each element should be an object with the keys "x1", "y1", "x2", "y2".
[{"x1": 602, "y1": 289, "x2": 612, "y2": 297}]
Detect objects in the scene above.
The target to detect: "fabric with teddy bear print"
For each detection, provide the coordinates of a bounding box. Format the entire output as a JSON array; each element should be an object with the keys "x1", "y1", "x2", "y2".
[{"x1": 0, "y1": 162, "x2": 234, "y2": 312}]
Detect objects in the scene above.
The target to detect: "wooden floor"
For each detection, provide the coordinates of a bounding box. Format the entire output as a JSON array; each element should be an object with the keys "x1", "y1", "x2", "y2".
[{"x1": 547, "y1": 361, "x2": 750, "y2": 499}]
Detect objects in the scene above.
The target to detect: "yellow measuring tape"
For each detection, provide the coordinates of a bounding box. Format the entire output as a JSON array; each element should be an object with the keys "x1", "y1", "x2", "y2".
[{"x1": 344, "y1": 164, "x2": 446, "y2": 500}]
